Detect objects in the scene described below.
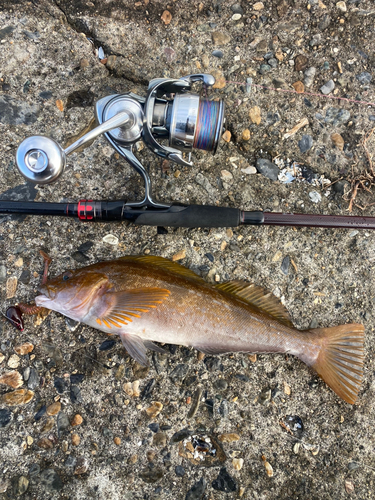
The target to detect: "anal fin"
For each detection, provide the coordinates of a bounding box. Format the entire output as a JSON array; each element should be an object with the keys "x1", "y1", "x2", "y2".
[{"x1": 119, "y1": 334, "x2": 167, "y2": 366}]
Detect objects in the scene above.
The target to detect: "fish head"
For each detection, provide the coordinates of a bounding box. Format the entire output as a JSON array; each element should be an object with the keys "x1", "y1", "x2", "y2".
[{"x1": 35, "y1": 268, "x2": 110, "y2": 321}]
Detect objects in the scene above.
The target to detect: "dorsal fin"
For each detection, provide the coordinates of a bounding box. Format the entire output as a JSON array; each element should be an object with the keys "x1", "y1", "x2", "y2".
[
  {"x1": 215, "y1": 280, "x2": 294, "y2": 327},
  {"x1": 117, "y1": 255, "x2": 205, "y2": 283}
]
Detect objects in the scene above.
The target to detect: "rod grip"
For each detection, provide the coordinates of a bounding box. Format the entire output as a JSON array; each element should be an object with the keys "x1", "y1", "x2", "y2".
[{"x1": 130, "y1": 204, "x2": 241, "y2": 228}]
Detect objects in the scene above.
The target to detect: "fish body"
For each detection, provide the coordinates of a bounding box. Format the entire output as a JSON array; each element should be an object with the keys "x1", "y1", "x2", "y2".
[{"x1": 35, "y1": 256, "x2": 364, "y2": 404}]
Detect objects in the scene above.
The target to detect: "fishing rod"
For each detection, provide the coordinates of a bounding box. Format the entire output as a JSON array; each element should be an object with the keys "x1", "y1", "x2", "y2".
[{"x1": 1, "y1": 73, "x2": 375, "y2": 230}]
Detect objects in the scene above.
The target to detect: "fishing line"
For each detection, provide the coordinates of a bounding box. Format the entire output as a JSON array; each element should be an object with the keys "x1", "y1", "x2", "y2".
[
  {"x1": 194, "y1": 98, "x2": 222, "y2": 152},
  {"x1": 225, "y1": 79, "x2": 375, "y2": 108}
]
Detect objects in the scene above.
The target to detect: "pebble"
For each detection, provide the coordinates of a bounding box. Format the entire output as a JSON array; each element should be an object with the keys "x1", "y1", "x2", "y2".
[
  {"x1": 293, "y1": 442, "x2": 301, "y2": 454},
  {"x1": 14, "y1": 342, "x2": 34, "y2": 355},
  {"x1": 356, "y1": 71, "x2": 372, "y2": 85},
  {"x1": 241, "y1": 166, "x2": 257, "y2": 175},
  {"x1": 46, "y1": 402, "x2": 61, "y2": 416},
  {"x1": 309, "y1": 191, "x2": 321, "y2": 203},
  {"x1": 99, "y1": 339, "x2": 116, "y2": 351},
  {"x1": 37, "y1": 437, "x2": 54, "y2": 449},
  {"x1": 169, "y1": 363, "x2": 189, "y2": 382},
  {"x1": 6, "y1": 277, "x2": 18, "y2": 299},
  {"x1": 106, "y1": 55, "x2": 117, "y2": 70},
  {"x1": 13, "y1": 476, "x2": 29, "y2": 496},
  {"x1": 170, "y1": 428, "x2": 193, "y2": 444},
  {"x1": 285, "y1": 415, "x2": 304, "y2": 438},
  {"x1": 70, "y1": 374, "x2": 84, "y2": 384},
  {"x1": 212, "y1": 467, "x2": 237, "y2": 492},
  {"x1": 72, "y1": 433, "x2": 80, "y2": 446},
  {"x1": 70, "y1": 385, "x2": 83, "y2": 403},
  {"x1": 145, "y1": 401, "x2": 163, "y2": 418},
  {"x1": 345, "y1": 479, "x2": 355, "y2": 494},
  {"x1": 221, "y1": 170, "x2": 233, "y2": 181},
  {"x1": 27, "y1": 368, "x2": 39, "y2": 390},
  {"x1": 141, "y1": 378, "x2": 155, "y2": 399},
  {"x1": 253, "y1": 2, "x2": 264, "y2": 10},
  {"x1": 40, "y1": 417, "x2": 55, "y2": 433},
  {"x1": 241, "y1": 129, "x2": 251, "y2": 141},
  {"x1": 139, "y1": 468, "x2": 164, "y2": 483},
  {"x1": 263, "y1": 459, "x2": 274, "y2": 477},
  {"x1": 249, "y1": 106, "x2": 261, "y2": 125},
  {"x1": 69, "y1": 414, "x2": 83, "y2": 427},
  {"x1": 281, "y1": 256, "x2": 290, "y2": 275},
  {"x1": 333, "y1": 180, "x2": 349, "y2": 195},
  {"x1": 102, "y1": 234, "x2": 119, "y2": 245},
  {"x1": 187, "y1": 385, "x2": 203, "y2": 419},
  {"x1": 172, "y1": 249, "x2": 186, "y2": 261},
  {"x1": 319, "y1": 13, "x2": 331, "y2": 31},
  {"x1": 0, "y1": 371, "x2": 23, "y2": 389},
  {"x1": 57, "y1": 412, "x2": 70, "y2": 435},
  {"x1": 74, "y1": 457, "x2": 89, "y2": 475},
  {"x1": 185, "y1": 477, "x2": 206, "y2": 500},
  {"x1": 39, "y1": 469, "x2": 63, "y2": 492},
  {"x1": 173, "y1": 465, "x2": 185, "y2": 477},
  {"x1": 331, "y1": 133, "x2": 344, "y2": 151},
  {"x1": 292, "y1": 81, "x2": 304, "y2": 93},
  {"x1": 212, "y1": 31, "x2": 231, "y2": 45},
  {"x1": 34, "y1": 405, "x2": 46, "y2": 421},
  {"x1": 268, "y1": 58, "x2": 278, "y2": 71},
  {"x1": 0, "y1": 408, "x2": 12, "y2": 428},
  {"x1": 255, "y1": 159, "x2": 279, "y2": 181},
  {"x1": 1, "y1": 389, "x2": 34, "y2": 406},
  {"x1": 0, "y1": 264, "x2": 6, "y2": 283},
  {"x1": 232, "y1": 13, "x2": 242, "y2": 20},
  {"x1": 259, "y1": 64, "x2": 271, "y2": 74},
  {"x1": 218, "y1": 433, "x2": 240, "y2": 443},
  {"x1": 114, "y1": 436, "x2": 121, "y2": 446},
  {"x1": 336, "y1": 1, "x2": 347, "y2": 12},
  {"x1": 222, "y1": 130, "x2": 231, "y2": 142},
  {"x1": 153, "y1": 432, "x2": 167, "y2": 446},
  {"x1": 298, "y1": 134, "x2": 313, "y2": 153},
  {"x1": 325, "y1": 107, "x2": 350, "y2": 126},
  {"x1": 320, "y1": 80, "x2": 335, "y2": 95},
  {"x1": 212, "y1": 50, "x2": 223, "y2": 58},
  {"x1": 233, "y1": 458, "x2": 244, "y2": 471},
  {"x1": 294, "y1": 55, "x2": 308, "y2": 72},
  {"x1": 231, "y1": 4, "x2": 243, "y2": 14},
  {"x1": 212, "y1": 70, "x2": 226, "y2": 89},
  {"x1": 7, "y1": 354, "x2": 20, "y2": 369},
  {"x1": 219, "y1": 399, "x2": 229, "y2": 418},
  {"x1": 161, "y1": 10, "x2": 172, "y2": 25}
]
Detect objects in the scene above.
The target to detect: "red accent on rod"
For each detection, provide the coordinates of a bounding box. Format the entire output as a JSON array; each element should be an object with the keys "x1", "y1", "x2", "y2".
[
  {"x1": 263, "y1": 212, "x2": 375, "y2": 230},
  {"x1": 77, "y1": 200, "x2": 94, "y2": 221}
]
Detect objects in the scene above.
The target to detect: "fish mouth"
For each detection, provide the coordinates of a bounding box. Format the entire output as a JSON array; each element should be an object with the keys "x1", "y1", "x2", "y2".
[{"x1": 37, "y1": 284, "x2": 55, "y2": 300}]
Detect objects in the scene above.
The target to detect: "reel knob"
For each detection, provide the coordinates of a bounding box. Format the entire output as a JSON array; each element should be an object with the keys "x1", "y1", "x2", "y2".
[{"x1": 16, "y1": 136, "x2": 66, "y2": 184}]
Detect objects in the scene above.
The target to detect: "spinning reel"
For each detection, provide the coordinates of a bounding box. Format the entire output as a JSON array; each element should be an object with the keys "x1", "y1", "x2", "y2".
[
  {"x1": 1, "y1": 73, "x2": 375, "y2": 230},
  {"x1": 16, "y1": 74, "x2": 224, "y2": 208}
]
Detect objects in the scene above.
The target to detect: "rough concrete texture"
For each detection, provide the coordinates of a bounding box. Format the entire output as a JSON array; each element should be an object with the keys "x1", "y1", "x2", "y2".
[{"x1": 0, "y1": 0, "x2": 375, "y2": 499}]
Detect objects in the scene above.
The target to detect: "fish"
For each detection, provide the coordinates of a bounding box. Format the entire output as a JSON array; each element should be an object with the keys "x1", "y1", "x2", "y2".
[{"x1": 34, "y1": 255, "x2": 364, "y2": 404}]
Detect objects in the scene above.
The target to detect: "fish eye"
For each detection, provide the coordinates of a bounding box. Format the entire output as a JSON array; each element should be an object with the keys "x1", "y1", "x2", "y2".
[{"x1": 62, "y1": 271, "x2": 73, "y2": 281}]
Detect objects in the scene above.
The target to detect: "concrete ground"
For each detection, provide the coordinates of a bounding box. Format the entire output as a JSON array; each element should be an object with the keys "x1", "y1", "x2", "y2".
[{"x1": 0, "y1": 0, "x2": 374, "y2": 498}]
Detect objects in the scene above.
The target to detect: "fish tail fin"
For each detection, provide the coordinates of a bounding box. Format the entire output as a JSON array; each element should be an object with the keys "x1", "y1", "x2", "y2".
[{"x1": 309, "y1": 323, "x2": 364, "y2": 404}]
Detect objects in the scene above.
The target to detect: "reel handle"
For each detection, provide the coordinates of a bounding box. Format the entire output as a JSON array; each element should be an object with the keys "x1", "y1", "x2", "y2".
[{"x1": 16, "y1": 112, "x2": 130, "y2": 185}]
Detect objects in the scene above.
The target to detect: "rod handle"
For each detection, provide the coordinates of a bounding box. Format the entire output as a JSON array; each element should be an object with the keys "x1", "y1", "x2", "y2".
[{"x1": 127, "y1": 204, "x2": 241, "y2": 228}]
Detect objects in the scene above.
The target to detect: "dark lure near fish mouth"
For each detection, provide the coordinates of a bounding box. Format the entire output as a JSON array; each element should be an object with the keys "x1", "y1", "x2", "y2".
[{"x1": 24, "y1": 255, "x2": 366, "y2": 404}]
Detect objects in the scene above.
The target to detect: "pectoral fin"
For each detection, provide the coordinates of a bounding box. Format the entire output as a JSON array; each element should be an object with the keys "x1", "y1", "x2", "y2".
[
  {"x1": 119, "y1": 334, "x2": 167, "y2": 366},
  {"x1": 95, "y1": 287, "x2": 170, "y2": 328}
]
